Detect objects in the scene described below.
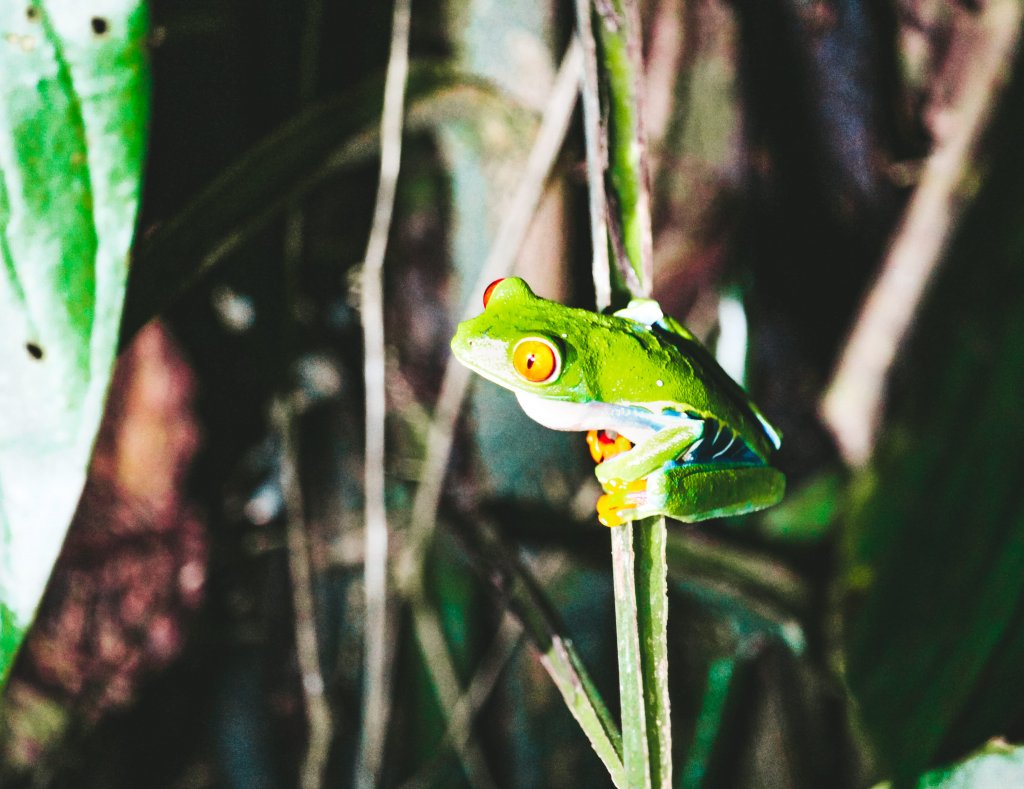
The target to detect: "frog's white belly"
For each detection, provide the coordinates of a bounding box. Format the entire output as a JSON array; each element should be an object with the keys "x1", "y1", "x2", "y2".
[{"x1": 515, "y1": 392, "x2": 695, "y2": 443}]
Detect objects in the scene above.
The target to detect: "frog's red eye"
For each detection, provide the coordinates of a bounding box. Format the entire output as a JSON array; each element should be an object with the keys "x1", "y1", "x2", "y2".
[
  {"x1": 483, "y1": 278, "x2": 506, "y2": 308},
  {"x1": 512, "y1": 337, "x2": 560, "y2": 383}
]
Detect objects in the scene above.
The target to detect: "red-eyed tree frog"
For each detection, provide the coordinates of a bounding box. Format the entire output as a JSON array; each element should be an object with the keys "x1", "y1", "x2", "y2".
[{"x1": 450, "y1": 277, "x2": 785, "y2": 526}]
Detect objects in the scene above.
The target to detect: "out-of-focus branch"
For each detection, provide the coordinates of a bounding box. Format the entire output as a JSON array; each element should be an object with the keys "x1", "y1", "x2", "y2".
[
  {"x1": 452, "y1": 516, "x2": 626, "y2": 787},
  {"x1": 391, "y1": 38, "x2": 582, "y2": 789},
  {"x1": 643, "y1": 0, "x2": 685, "y2": 151},
  {"x1": 273, "y1": 399, "x2": 332, "y2": 789},
  {"x1": 821, "y1": 0, "x2": 1023, "y2": 466},
  {"x1": 355, "y1": 0, "x2": 412, "y2": 784},
  {"x1": 424, "y1": 614, "x2": 522, "y2": 783},
  {"x1": 396, "y1": 38, "x2": 582, "y2": 592},
  {"x1": 574, "y1": 0, "x2": 611, "y2": 308},
  {"x1": 398, "y1": 614, "x2": 521, "y2": 789},
  {"x1": 279, "y1": 4, "x2": 332, "y2": 786},
  {"x1": 408, "y1": 603, "x2": 499, "y2": 789}
]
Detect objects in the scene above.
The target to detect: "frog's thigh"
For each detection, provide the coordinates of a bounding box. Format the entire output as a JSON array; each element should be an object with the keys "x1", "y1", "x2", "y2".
[{"x1": 646, "y1": 463, "x2": 785, "y2": 522}]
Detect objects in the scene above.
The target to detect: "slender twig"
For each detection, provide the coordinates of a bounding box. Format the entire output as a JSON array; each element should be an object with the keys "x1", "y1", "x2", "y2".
[
  {"x1": 428, "y1": 614, "x2": 523, "y2": 774},
  {"x1": 392, "y1": 40, "x2": 582, "y2": 785},
  {"x1": 399, "y1": 614, "x2": 522, "y2": 789},
  {"x1": 539, "y1": 635, "x2": 627, "y2": 788},
  {"x1": 576, "y1": 13, "x2": 655, "y2": 780},
  {"x1": 273, "y1": 399, "x2": 332, "y2": 789},
  {"x1": 396, "y1": 39, "x2": 583, "y2": 591},
  {"x1": 574, "y1": 0, "x2": 611, "y2": 309},
  {"x1": 279, "y1": 3, "x2": 333, "y2": 786},
  {"x1": 355, "y1": 0, "x2": 412, "y2": 784},
  {"x1": 408, "y1": 602, "x2": 499, "y2": 789},
  {"x1": 820, "y1": 0, "x2": 1023, "y2": 466}
]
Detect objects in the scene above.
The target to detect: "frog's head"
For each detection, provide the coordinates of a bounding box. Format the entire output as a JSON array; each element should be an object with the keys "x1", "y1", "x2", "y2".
[{"x1": 451, "y1": 277, "x2": 601, "y2": 402}]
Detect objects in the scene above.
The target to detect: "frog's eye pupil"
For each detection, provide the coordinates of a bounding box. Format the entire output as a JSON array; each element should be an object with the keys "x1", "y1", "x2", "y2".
[
  {"x1": 512, "y1": 338, "x2": 560, "y2": 383},
  {"x1": 483, "y1": 278, "x2": 506, "y2": 308}
]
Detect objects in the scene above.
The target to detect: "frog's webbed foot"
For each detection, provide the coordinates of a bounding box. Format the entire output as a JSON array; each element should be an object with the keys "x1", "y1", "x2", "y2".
[
  {"x1": 596, "y1": 478, "x2": 648, "y2": 527},
  {"x1": 586, "y1": 429, "x2": 633, "y2": 464}
]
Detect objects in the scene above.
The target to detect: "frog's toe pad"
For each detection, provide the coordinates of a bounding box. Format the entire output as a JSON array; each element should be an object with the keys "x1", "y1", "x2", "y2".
[{"x1": 596, "y1": 479, "x2": 648, "y2": 527}]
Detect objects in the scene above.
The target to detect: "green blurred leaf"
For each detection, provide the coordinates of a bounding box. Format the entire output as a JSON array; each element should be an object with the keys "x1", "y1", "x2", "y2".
[
  {"x1": 0, "y1": 0, "x2": 148, "y2": 680},
  {"x1": 759, "y1": 471, "x2": 843, "y2": 543},
  {"x1": 874, "y1": 741, "x2": 1024, "y2": 789},
  {"x1": 843, "y1": 46, "x2": 1024, "y2": 783}
]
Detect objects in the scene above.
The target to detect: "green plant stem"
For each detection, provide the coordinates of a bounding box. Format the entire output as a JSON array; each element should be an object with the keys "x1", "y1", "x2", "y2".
[
  {"x1": 586, "y1": 0, "x2": 672, "y2": 785},
  {"x1": 611, "y1": 524, "x2": 653, "y2": 789},
  {"x1": 634, "y1": 517, "x2": 672, "y2": 787},
  {"x1": 592, "y1": 0, "x2": 654, "y2": 306}
]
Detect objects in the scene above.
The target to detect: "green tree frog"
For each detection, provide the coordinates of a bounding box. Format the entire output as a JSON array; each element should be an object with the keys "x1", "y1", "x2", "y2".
[{"x1": 450, "y1": 277, "x2": 785, "y2": 527}]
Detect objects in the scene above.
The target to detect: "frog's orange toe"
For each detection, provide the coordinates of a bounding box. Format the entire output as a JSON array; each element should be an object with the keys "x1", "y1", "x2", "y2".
[
  {"x1": 586, "y1": 430, "x2": 633, "y2": 464},
  {"x1": 595, "y1": 479, "x2": 648, "y2": 527},
  {"x1": 596, "y1": 493, "x2": 634, "y2": 527}
]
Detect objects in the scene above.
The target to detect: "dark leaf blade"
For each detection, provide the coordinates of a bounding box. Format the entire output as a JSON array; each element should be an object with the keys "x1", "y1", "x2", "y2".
[
  {"x1": 0, "y1": 0, "x2": 148, "y2": 679},
  {"x1": 843, "y1": 45, "x2": 1024, "y2": 783}
]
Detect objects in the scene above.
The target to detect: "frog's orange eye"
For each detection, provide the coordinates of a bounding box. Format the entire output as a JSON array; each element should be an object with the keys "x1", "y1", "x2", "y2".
[
  {"x1": 483, "y1": 278, "x2": 506, "y2": 308},
  {"x1": 512, "y1": 338, "x2": 561, "y2": 383}
]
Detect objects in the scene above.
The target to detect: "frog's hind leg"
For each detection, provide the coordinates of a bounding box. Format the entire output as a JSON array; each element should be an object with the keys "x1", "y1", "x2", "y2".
[{"x1": 650, "y1": 463, "x2": 785, "y2": 523}]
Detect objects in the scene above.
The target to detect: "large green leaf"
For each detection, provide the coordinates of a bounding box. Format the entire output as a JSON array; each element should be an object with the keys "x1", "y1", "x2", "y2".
[
  {"x1": 843, "y1": 46, "x2": 1024, "y2": 783},
  {"x1": 0, "y1": 0, "x2": 148, "y2": 680}
]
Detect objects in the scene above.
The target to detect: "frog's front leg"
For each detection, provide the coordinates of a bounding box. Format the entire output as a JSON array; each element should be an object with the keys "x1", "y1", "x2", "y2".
[
  {"x1": 598, "y1": 462, "x2": 785, "y2": 527},
  {"x1": 593, "y1": 423, "x2": 703, "y2": 489}
]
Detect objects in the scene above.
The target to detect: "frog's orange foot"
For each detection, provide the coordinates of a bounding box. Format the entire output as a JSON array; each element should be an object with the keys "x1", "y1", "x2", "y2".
[
  {"x1": 596, "y1": 479, "x2": 648, "y2": 527},
  {"x1": 586, "y1": 430, "x2": 633, "y2": 464}
]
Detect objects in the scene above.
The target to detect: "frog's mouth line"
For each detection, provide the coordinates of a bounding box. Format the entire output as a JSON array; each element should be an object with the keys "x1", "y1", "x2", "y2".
[{"x1": 514, "y1": 392, "x2": 694, "y2": 445}]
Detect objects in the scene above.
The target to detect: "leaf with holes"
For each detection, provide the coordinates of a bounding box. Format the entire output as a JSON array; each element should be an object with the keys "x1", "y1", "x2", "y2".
[{"x1": 0, "y1": 0, "x2": 148, "y2": 681}]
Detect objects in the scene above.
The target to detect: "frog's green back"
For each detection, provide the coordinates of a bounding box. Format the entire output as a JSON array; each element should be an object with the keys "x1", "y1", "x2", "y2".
[{"x1": 652, "y1": 313, "x2": 782, "y2": 455}]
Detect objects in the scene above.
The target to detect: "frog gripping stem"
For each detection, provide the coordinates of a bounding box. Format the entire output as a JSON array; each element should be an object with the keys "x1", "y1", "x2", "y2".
[{"x1": 597, "y1": 478, "x2": 648, "y2": 527}]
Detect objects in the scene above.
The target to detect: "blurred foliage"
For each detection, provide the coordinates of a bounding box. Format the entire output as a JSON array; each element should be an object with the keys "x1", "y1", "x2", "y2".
[
  {"x1": 874, "y1": 741, "x2": 1024, "y2": 789},
  {"x1": 843, "y1": 37, "x2": 1024, "y2": 785},
  {"x1": 1, "y1": 0, "x2": 1024, "y2": 787}
]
